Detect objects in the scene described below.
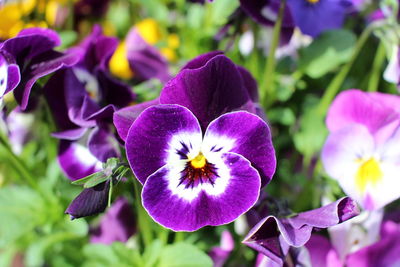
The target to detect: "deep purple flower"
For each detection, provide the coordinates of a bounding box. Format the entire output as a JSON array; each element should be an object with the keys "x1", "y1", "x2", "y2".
[
  {"x1": 240, "y1": 0, "x2": 295, "y2": 44},
  {"x1": 240, "y1": 0, "x2": 353, "y2": 38},
  {"x1": 0, "y1": 28, "x2": 80, "y2": 109},
  {"x1": 208, "y1": 230, "x2": 234, "y2": 267},
  {"x1": 113, "y1": 51, "x2": 263, "y2": 142},
  {"x1": 126, "y1": 104, "x2": 275, "y2": 231},
  {"x1": 242, "y1": 197, "x2": 359, "y2": 265},
  {"x1": 90, "y1": 197, "x2": 136, "y2": 244},
  {"x1": 322, "y1": 90, "x2": 400, "y2": 210},
  {"x1": 286, "y1": 0, "x2": 353, "y2": 37}
]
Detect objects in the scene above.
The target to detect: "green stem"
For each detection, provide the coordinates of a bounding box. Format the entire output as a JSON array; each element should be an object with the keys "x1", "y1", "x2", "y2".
[
  {"x1": 367, "y1": 41, "x2": 386, "y2": 92},
  {"x1": 132, "y1": 177, "x2": 153, "y2": 248},
  {"x1": 261, "y1": 0, "x2": 286, "y2": 108},
  {"x1": 0, "y1": 133, "x2": 39, "y2": 189},
  {"x1": 317, "y1": 26, "x2": 373, "y2": 115}
]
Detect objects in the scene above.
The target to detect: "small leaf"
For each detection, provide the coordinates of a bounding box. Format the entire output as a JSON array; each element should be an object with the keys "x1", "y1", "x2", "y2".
[
  {"x1": 83, "y1": 174, "x2": 110, "y2": 189},
  {"x1": 71, "y1": 172, "x2": 105, "y2": 186}
]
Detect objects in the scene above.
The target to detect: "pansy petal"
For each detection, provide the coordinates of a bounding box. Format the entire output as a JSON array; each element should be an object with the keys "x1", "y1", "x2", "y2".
[
  {"x1": 287, "y1": 0, "x2": 351, "y2": 37},
  {"x1": 322, "y1": 124, "x2": 375, "y2": 207},
  {"x1": 58, "y1": 141, "x2": 102, "y2": 181},
  {"x1": 113, "y1": 99, "x2": 159, "y2": 142},
  {"x1": 181, "y1": 51, "x2": 223, "y2": 70},
  {"x1": 160, "y1": 55, "x2": 252, "y2": 130},
  {"x1": 346, "y1": 221, "x2": 400, "y2": 267},
  {"x1": 52, "y1": 128, "x2": 87, "y2": 140},
  {"x1": 5, "y1": 64, "x2": 20, "y2": 96},
  {"x1": 90, "y1": 197, "x2": 136, "y2": 244},
  {"x1": 305, "y1": 235, "x2": 341, "y2": 267},
  {"x1": 142, "y1": 152, "x2": 261, "y2": 231},
  {"x1": 243, "y1": 197, "x2": 358, "y2": 264},
  {"x1": 65, "y1": 181, "x2": 110, "y2": 219},
  {"x1": 126, "y1": 104, "x2": 202, "y2": 184},
  {"x1": 88, "y1": 126, "x2": 120, "y2": 162},
  {"x1": 14, "y1": 50, "x2": 81, "y2": 109},
  {"x1": 326, "y1": 89, "x2": 398, "y2": 134},
  {"x1": 204, "y1": 111, "x2": 276, "y2": 187}
]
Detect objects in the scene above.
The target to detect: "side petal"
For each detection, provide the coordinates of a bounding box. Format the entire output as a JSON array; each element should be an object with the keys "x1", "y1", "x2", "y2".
[
  {"x1": 142, "y1": 152, "x2": 261, "y2": 231},
  {"x1": 113, "y1": 99, "x2": 159, "y2": 142},
  {"x1": 87, "y1": 126, "x2": 120, "y2": 162},
  {"x1": 126, "y1": 104, "x2": 202, "y2": 184},
  {"x1": 204, "y1": 111, "x2": 276, "y2": 187},
  {"x1": 58, "y1": 141, "x2": 102, "y2": 181}
]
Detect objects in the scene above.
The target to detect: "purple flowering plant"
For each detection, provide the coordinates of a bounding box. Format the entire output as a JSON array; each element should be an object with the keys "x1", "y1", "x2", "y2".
[{"x1": 1, "y1": 0, "x2": 400, "y2": 266}]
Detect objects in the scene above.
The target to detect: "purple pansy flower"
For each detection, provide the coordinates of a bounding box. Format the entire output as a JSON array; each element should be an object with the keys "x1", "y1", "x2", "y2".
[
  {"x1": 242, "y1": 197, "x2": 359, "y2": 265},
  {"x1": 114, "y1": 51, "x2": 263, "y2": 142},
  {"x1": 126, "y1": 104, "x2": 276, "y2": 231},
  {"x1": 240, "y1": 0, "x2": 353, "y2": 38},
  {"x1": 240, "y1": 0, "x2": 295, "y2": 44},
  {"x1": 90, "y1": 197, "x2": 136, "y2": 244},
  {"x1": 286, "y1": 0, "x2": 353, "y2": 37},
  {"x1": 322, "y1": 89, "x2": 400, "y2": 210},
  {"x1": 0, "y1": 28, "x2": 80, "y2": 109}
]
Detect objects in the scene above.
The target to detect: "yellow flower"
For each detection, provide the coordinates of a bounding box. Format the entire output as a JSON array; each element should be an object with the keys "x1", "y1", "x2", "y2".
[
  {"x1": 109, "y1": 42, "x2": 134, "y2": 80},
  {"x1": 135, "y1": 18, "x2": 162, "y2": 45}
]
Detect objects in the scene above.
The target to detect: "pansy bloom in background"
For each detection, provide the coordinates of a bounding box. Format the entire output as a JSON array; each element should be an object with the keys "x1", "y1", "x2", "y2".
[
  {"x1": 0, "y1": 28, "x2": 79, "y2": 109},
  {"x1": 322, "y1": 89, "x2": 400, "y2": 210},
  {"x1": 126, "y1": 104, "x2": 276, "y2": 231}
]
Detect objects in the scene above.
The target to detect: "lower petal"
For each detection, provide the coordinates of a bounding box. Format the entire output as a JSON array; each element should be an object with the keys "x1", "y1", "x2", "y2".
[{"x1": 142, "y1": 152, "x2": 261, "y2": 231}]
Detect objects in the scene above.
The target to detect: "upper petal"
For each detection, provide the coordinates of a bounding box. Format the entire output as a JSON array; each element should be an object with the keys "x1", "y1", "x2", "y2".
[
  {"x1": 126, "y1": 104, "x2": 202, "y2": 184},
  {"x1": 160, "y1": 55, "x2": 252, "y2": 130},
  {"x1": 204, "y1": 111, "x2": 276, "y2": 187}
]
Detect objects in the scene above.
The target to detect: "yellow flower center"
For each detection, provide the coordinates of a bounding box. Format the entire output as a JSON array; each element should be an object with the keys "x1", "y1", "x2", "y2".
[
  {"x1": 307, "y1": 0, "x2": 320, "y2": 3},
  {"x1": 355, "y1": 158, "x2": 383, "y2": 193},
  {"x1": 190, "y1": 152, "x2": 206, "y2": 169}
]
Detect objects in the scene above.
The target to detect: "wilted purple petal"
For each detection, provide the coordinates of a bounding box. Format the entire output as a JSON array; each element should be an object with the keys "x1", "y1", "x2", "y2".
[
  {"x1": 66, "y1": 181, "x2": 110, "y2": 219},
  {"x1": 242, "y1": 197, "x2": 359, "y2": 265}
]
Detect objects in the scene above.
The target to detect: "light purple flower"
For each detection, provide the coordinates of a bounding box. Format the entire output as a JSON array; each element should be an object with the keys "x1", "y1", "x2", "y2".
[
  {"x1": 126, "y1": 104, "x2": 276, "y2": 231},
  {"x1": 305, "y1": 220, "x2": 400, "y2": 267},
  {"x1": 90, "y1": 197, "x2": 136, "y2": 244},
  {"x1": 113, "y1": 51, "x2": 263, "y2": 142},
  {"x1": 322, "y1": 89, "x2": 400, "y2": 210},
  {"x1": 242, "y1": 197, "x2": 359, "y2": 265},
  {"x1": 0, "y1": 28, "x2": 80, "y2": 109}
]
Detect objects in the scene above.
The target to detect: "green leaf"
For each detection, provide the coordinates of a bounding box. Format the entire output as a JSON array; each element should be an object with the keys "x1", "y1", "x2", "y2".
[
  {"x1": 83, "y1": 242, "x2": 141, "y2": 267},
  {"x1": 157, "y1": 243, "x2": 213, "y2": 267},
  {"x1": 71, "y1": 171, "x2": 109, "y2": 188},
  {"x1": 298, "y1": 29, "x2": 356, "y2": 78}
]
